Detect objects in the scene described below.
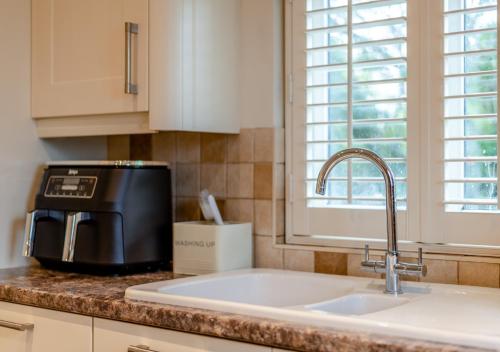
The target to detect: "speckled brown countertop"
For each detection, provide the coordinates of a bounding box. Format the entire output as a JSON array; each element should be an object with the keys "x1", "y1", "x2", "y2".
[{"x1": 0, "y1": 266, "x2": 492, "y2": 352}]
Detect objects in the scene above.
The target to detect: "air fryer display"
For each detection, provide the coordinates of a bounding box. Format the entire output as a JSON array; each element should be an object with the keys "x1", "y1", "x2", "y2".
[{"x1": 44, "y1": 176, "x2": 97, "y2": 198}]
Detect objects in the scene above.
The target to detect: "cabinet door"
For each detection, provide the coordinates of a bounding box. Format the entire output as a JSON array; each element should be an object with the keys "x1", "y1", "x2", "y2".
[
  {"x1": 32, "y1": 0, "x2": 148, "y2": 118},
  {"x1": 149, "y1": 0, "x2": 240, "y2": 133},
  {"x1": 0, "y1": 301, "x2": 92, "y2": 352},
  {"x1": 94, "y1": 318, "x2": 271, "y2": 352}
]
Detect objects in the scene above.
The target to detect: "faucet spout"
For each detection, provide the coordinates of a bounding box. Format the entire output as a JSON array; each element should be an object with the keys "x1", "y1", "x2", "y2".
[
  {"x1": 315, "y1": 148, "x2": 398, "y2": 255},
  {"x1": 315, "y1": 148, "x2": 426, "y2": 294}
]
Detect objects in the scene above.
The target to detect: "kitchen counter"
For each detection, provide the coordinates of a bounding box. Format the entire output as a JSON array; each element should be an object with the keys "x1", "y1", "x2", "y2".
[{"x1": 0, "y1": 266, "x2": 490, "y2": 352}]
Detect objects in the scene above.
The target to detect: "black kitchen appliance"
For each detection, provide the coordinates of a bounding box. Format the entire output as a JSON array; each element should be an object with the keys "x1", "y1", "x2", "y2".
[{"x1": 23, "y1": 161, "x2": 172, "y2": 274}]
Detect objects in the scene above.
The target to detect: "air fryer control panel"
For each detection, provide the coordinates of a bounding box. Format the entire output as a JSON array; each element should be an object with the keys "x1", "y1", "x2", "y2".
[{"x1": 44, "y1": 176, "x2": 97, "y2": 199}]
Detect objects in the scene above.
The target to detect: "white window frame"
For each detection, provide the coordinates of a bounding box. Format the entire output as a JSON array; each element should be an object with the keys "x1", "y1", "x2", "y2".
[{"x1": 285, "y1": 0, "x2": 500, "y2": 256}]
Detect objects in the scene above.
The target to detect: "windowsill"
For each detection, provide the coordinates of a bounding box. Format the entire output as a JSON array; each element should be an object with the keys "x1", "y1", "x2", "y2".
[{"x1": 274, "y1": 235, "x2": 500, "y2": 263}]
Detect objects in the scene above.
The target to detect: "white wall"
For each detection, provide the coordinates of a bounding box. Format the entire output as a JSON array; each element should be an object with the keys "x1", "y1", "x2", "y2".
[
  {"x1": 239, "y1": 0, "x2": 283, "y2": 129},
  {"x1": 0, "y1": 0, "x2": 106, "y2": 268}
]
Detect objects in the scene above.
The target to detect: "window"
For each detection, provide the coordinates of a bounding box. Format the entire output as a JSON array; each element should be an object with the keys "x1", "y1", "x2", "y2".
[{"x1": 286, "y1": 0, "x2": 500, "y2": 253}]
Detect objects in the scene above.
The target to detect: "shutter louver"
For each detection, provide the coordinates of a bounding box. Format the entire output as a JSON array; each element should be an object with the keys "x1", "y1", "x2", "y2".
[
  {"x1": 306, "y1": 0, "x2": 408, "y2": 209},
  {"x1": 443, "y1": 0, "x2": 498, "y2": 212}
]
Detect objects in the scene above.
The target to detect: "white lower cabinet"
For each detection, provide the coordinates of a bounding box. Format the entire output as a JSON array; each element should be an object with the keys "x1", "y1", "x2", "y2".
[
  {"x1": 0, "y1": 301, "x2": 92, "y2": 352},
  {"x1": 0, "y1": 302, "x2": 278, "y2": 352},
  {"x1": 94, "y1": 318, "x2": 272, "y2": 352}
]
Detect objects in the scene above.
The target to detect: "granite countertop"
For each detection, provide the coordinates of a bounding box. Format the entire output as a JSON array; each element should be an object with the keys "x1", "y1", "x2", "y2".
[{"x1": 0, "y1": 266, "x2": 491, "y2": 352}]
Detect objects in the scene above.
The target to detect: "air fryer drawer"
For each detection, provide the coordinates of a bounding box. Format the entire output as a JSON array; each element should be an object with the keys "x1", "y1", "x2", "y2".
[
  {"x1": 32, "y1": 210, "x2": 65, "y2": 261},
  {"x1": 73, "y1": 213, "x2": 124, "y2": 265}
]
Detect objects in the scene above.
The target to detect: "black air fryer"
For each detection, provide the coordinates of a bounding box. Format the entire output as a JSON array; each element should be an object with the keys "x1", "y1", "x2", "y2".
[{"x1": 23, "y1": 161, "x2": 172, "y2": 274}]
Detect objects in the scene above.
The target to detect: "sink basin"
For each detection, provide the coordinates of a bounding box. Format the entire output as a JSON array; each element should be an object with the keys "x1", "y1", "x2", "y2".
[
  {"x1": 126, "y1": 269, "x2": 500, "y2": 349},
  {"x1": 127, "y1": 269, "x2": 358, "y2": 309},
  {"x1": 306, "y1": 293, "x2": 409, "y2": 316},
  {"x1": 156, "y1": 270, "x2": 355, "y2": 307}
]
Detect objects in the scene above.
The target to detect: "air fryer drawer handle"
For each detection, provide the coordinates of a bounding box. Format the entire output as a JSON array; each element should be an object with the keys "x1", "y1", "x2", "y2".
[
  {"x1": 23, "y1": 210, "x2": 48, "y2": 257},
  {"x1": 0, "y1": 319, "x2": 34, "y2": 331},
  {"x1": 62, "y1": 212, "x2": 91, "y2": 262},
  {"x1": 128, "y1": 345, "x2": 159, "y2": 352}
]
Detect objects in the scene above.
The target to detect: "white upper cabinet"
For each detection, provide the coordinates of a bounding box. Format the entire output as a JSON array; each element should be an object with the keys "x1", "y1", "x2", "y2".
[
  {"x1": 149, "y1": 0, "x2": 240, "y2": 133},
  {"x1": 31, "y1": 0, "x2": 240, "y2": 137},
  {"x1": 32, "y1": 0, "x2": 149, "y2": 117}
]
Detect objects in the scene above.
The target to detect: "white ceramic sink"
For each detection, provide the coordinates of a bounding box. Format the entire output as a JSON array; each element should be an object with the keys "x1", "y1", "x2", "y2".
[{"x1": 126, "y1": 269, "x2": 500, "y2": 349}]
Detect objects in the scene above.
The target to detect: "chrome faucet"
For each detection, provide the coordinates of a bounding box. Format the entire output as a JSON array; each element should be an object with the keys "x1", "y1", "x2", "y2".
[{"x1": 316, "y1": 148, "x2": 426, "y2": 294}]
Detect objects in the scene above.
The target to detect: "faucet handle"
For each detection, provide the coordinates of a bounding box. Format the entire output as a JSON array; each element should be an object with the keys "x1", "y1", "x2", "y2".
[
  {"x1": 394, "y1": 248, "x2": 427, "y2": 277},
  {"x1": 361, "y1": 244, "x2": 386, "y2": 274}
]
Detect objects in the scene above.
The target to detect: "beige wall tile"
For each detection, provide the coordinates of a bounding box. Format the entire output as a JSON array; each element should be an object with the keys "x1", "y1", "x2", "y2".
[
  {"x1": 200, "y1": 164, "x2": 226, "y2": 198},
  {"x1": 275, "y1": 163, "x2": 285, "y2": 200},
  {"x1": 227, "y1": 164, "x2": 254, "y2": 198},
  {"x1": 175, "y1": 197, "x2": 201, "y2": 222},
  {"x1": 168, "y1": 164, "x2": 177, "y2": 198},
  {"x1": 224, "y1": 199, "x2": 254, "y2": 223},
  {"x1": 254, "y1": 163, "x2": 273, "y2": 199},
  {"x1": 152, "y1": 132, "x2": 176, "y2": 162},
  {"x1": 315, "y1": 252, "x2": 348, "y2": 275},
  {"x1": 459, "y1": 261, "x2": 500, "y2": 288},
  {"x1": 275, "y1": 235, "x2": 285, "y2": 245},
  {"x1": 130, "y1": 134, "x2": 152, "y2": 160},
  {"x1": 347, "y1": 254, "x2": 383, "y2": 279},
  {"x1": 254, "y1": 235, "x2": 283, "y2": 269},
  {"x1": 254, "y1": 200, "x2": 272, "y2": 235},
  {"x1": 171, "y1": 197, "x2": 176, "y2": 221},
  {"x1": 284, "y1": 249, "x2": 314, "y2": 272},
  {"x1": 254, "y1": 128, "x2": 275, "y2": 162},
  {"x1": 176, "y1": 164, "x2": 200, "y2": 197},
  {"x1": 421, "y1": 259, "x2": 458, "y2": 284},
  {"x1": 227, "y1": 129, "x2": 254, "y2": 162},
  {"x1": 107, "y1": 135, "x2": 130, "y2": 160},
  {"x1": 275, "y1": 200, "x2": 285, "y2": 236},
  {"x1": 201, "y1": 134, "x2": 227, "y2": 163},
  {"x1": 176, "y1": 132, "x2": 200, "y2": 163}
]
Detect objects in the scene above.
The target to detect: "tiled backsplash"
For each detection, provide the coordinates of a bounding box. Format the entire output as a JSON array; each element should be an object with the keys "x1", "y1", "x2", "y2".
[
  {"x1": 313, "y1": 252, "x2": 500, "y2": 288},
  {"x1": 107, "y1": 128, "x2": 285, "y2": 268},
  {"x1": 108, "y1": 129, "x2": 500, "y2": 289}
]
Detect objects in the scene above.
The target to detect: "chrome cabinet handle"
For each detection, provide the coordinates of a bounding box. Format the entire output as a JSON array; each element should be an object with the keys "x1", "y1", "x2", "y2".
[
  {"x1": 125, "y1": 22, "x2": 139, "y2": 94},
  {"x1": 23, "y1": 210, "x2": 48, "y2": 257},
  {"x1": 0, "y1": 319, "x2": 34, "y2": 331},
  {"x1": 62, "y1": 212, "x2": 91, "y2": 262},
  {"x1": 128, "y1": 345, "x2": 159, "y2": 352}
]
